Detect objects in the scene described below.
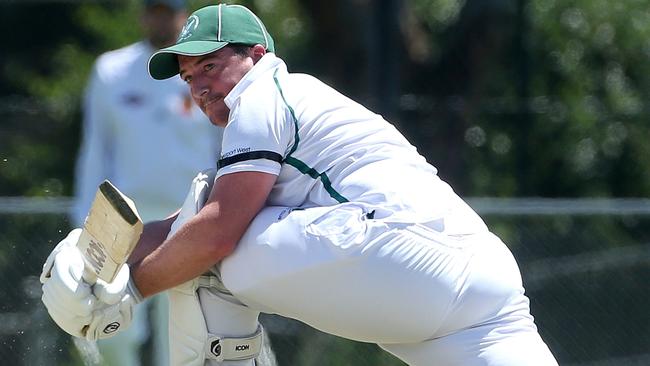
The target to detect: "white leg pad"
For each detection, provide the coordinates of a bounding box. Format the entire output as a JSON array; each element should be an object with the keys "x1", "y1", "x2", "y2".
[
  {"x1": 167, "y1": 170, "x2": 214, "y2": 366},
  {"x1": 166, "y1": 169, "x2": 264, "y2": 365},
  {"x1": 167, "y1": 275, "x2": 263, "y2": 366},
  {"x1": 168, "y1": 278, "x2": 206, "y2": 366}
]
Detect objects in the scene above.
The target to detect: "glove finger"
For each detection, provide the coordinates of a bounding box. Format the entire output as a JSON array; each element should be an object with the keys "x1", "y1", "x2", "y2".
[
  {"x1": 42, "y1": 281, "x2": 92, "y2": 315},
  {"x1": 51, "y1": 315, "x2": 86, "y2": 338},
  {"x1": 93, "y1": 265, "x2": 129, "y2": 305},
  {"x1": 40, "y1": 229, "x2": 83, "y2": 284},
  {"x1": 53, "y1": 315, "x2": 88, "y2": 339},
  {"x1": 43, "y1": 265, "x2": 92, "y2": 302},
  {"x1": 42, "y1": 291, "x2": 95, "y2": 322},
  {"x1": 45, "y1": 302, "x2": 92, "y2": 333},
  {"x1": 42, "y1": 292, "x2": 95, "y2": 323},
  {"x1": 42, "y1": 281, "x2": 96, "y2": 317},
  {"x1": 60, "y1": 246, "x2": 88, "y2": 284},
  {"x1": 49, "y1": 247, "x2": 92, "y2": 299},
  {"x1": 42, "y1": 293, "x2": 92, "y2": 338}
]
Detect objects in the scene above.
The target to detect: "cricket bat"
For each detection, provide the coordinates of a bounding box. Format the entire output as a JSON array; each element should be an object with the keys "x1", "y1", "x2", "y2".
[
  {"x1": 71, "y1": 180, "x2": 142, "y2": 365},
  {"x1": 77, "y1": 180, "x2": 143, "y2": 283}
]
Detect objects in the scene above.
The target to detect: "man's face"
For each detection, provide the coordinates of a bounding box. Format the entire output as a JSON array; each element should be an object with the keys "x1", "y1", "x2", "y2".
[{"x1": 178, "y1": 47, "x2": 255, "y2": 127}]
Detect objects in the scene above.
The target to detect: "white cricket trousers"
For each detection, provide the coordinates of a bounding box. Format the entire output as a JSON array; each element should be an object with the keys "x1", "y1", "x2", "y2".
[{"x1": 217, "y1": 203, "x2": 558, "y2": 366}]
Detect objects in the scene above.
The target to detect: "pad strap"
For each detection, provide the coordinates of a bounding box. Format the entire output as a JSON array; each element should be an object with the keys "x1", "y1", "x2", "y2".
[
  {"x1": 197, "y1": 274, "x2": 248, "y2": 307},
  {"x1": 198, "y1": 274, "x2": 231, "y2": 295},
  {"x1": 205, "y1": 326, "x2": 264, "y2": 362}
]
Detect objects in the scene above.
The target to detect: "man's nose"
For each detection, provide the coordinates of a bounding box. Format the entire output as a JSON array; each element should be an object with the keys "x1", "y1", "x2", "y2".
[{"x1": 191, "y1": 82, "x2": 209, "y2": 99}]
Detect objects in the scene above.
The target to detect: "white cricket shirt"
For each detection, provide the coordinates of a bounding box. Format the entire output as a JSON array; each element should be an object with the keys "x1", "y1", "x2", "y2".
[
  {"x1": 217, "y1": 54, "x2": 486, "y2": 231},
  {"x1": 74, "y1": 41, "x2": 223, "y2": 223}
]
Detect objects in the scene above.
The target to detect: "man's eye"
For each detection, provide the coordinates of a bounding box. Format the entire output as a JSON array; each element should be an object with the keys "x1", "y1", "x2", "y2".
[
  {"x1": 204, "y1": 63, "x2": 215, "y2": 72},
  {"x1": 183, "y1": 76, "x2": 192, "y2": 84}
]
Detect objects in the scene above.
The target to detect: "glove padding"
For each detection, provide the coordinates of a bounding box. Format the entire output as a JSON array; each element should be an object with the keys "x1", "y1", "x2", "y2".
[
  {"x1": 41, "y1": 238, "x2": 96, "y2": 338},
  {"x1": 84, "y1": 264, "x2": 140, "y2": 341}
]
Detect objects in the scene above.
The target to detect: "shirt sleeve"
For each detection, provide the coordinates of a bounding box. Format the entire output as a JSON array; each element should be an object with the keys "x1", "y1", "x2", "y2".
[
  {"x1": 71, "y1": 63, "x2": 115, "y2": 226},
  {"x1": 216, "y1": 89, "x2": 293, "y2": 178}
]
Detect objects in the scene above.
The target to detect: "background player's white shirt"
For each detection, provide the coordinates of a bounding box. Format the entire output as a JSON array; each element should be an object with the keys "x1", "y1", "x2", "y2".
[
  {"x1": 74, "y1": 41, "x2": 223, "y2": 224},
  {"x1": 217, "y1": 54, "x2": 486, "y2": 234}
]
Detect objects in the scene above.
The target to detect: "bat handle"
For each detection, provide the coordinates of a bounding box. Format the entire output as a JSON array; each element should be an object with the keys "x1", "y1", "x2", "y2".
[{"x1": 82, "y1": 267, "x2": 98, "y2": 285}]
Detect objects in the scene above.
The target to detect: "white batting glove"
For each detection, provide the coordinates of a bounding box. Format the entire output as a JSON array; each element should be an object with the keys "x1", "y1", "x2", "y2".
[
  {"x1": 84, "y1": 264, "x2": 143, "y2": 340},
  {"x1": 41, "y1": 243, "x2": 96, "y2": 338}
]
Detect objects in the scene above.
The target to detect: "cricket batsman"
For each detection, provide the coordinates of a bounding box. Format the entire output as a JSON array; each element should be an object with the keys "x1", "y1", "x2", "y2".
[{"x1": 40, "y1": 4, "x2": 559, "y2": 365}]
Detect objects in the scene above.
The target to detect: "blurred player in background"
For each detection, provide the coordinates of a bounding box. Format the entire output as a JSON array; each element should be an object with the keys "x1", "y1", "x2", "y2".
[
  {"x1": 48, "y1": 3, "x2": 556, "y2": 365},
  {"x1": 72, "y1": 0, "x2": 222, "y2": 364}
]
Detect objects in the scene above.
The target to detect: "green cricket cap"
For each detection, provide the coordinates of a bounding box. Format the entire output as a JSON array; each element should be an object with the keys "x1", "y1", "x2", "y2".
[{"x1": 148, "y1": 3, "x2": 275, "y2": 80}]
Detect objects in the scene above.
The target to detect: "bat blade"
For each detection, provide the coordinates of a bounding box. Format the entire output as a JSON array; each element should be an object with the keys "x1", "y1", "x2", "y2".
[{"x1": 76, "y1": 180, "x2": 143, "y2": 283}]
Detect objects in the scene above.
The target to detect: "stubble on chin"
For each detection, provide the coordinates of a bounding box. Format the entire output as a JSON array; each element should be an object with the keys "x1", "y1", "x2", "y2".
[
  {"x1": 207, "y1": 110, "x2": 228, "y2": 127},
  {"x1": 210, "y1": 118, "x2": 228, "y2": 127}
]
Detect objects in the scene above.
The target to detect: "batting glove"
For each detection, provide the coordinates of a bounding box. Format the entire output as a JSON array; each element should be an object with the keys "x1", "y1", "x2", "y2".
[
  {"x1": 84, "y1": 264, "x2": 143, "y2": 340},
  {"x1": 41, "y1": 241, "x2": 96, "y2": 338}
]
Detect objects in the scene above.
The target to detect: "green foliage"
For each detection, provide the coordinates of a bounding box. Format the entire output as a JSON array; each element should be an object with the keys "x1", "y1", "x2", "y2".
[
  {"x1": 0, "y1": 1, "x2": 142, "y2": 196},
  {"x1": 76, "y1": 1, "x2": 142, "y2": 49},
  {"x1": 397, "y1": 0, "x2": 650, "y2": 197},
  {"x1": 523, "y1": 0, "x2": 650, "y2": 196}
]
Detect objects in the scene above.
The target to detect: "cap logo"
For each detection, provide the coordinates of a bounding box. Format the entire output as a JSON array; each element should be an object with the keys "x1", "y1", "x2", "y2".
[{"x1": 178, "y1": 15, "x2": 200, "y2": 42}]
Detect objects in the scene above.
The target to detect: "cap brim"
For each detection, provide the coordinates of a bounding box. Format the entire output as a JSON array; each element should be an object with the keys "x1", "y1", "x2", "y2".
[{"x1": 148, "y1": 41, "x2": 229, "y2": 80}]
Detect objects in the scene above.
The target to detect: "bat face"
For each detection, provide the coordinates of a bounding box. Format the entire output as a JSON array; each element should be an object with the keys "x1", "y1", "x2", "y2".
[{"x1": 77, "y1": 181, "x2": 143, "y2": 283}]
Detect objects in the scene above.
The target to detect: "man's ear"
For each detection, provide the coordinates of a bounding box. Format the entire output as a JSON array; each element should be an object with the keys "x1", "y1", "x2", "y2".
[{"x1": 251, "y1": 44, "x2": 267, "y2": 63}]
